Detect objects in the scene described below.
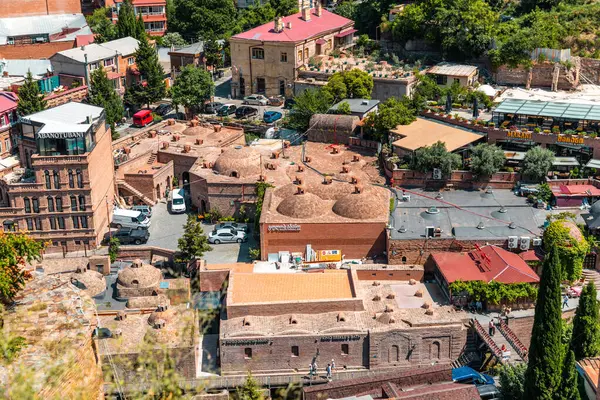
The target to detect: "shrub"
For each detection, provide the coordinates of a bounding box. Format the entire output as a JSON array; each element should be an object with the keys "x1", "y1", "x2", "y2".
[
  {"x1": 534, "y1": 127, "x2": 541, "y2": 133},
  {"x1": 552, "y1": 126, "x2": 560, "y2": 134},
  {"x1": 248, "y1": 247, "x2": 260, "y2": 260}
]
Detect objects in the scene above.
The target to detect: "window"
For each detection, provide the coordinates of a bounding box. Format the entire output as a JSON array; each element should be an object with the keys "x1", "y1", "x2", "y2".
[
  {"x1": 280, "y1": 52, "x2": 288, "y2": 62},
  {"x1": 298, "y1": 50, "x2": 303, "y2": 61},
  {"x1": 79, "y1": 195, "x2": 86, "y2": 211},
  {"x1": 70, "y1": 195, "x2": 77, "y2": 211},
  {"x1": 251, "y1": 48, "x2": 264, "y2": 60},
  {"x1": 53, "y1": 171, "x2": 60, "y2": 189},
  {"x1": 435, "y1": 75, "x2": 447, "y2": 85},
  {"x1": 389, "y1": 345, "x2": 399, "y2": 363},
  {"x1": 144, "y1": 21, "x2": 165, "y2": 32},
  {"x1": 3, "y1": 221, "x2": 15, "y2": 232},
  {"x1": 49, "y1": 217, "x2": 56, "y2": 230},
  {"x1": 4, "y1": 138, "x2": 8, "y2": 151},
  {"x1": 32, "y1": 197, "x2": 39, "y2": 213},
  {"x1": 80, "y1": 216, "x2": 88, "y2": 229},
  {"x1": 24, "y1": 198, "x2": 31, "y2": 213},
  {"x1": 56, "y1": 196, "x2": 63, "y2": 212},
  {"x1": 453, "y1": 78, "x2": 460, "y2": 85},
  {"x1": 244, "y1": 348, "x2": 252, "y2": 359},
  {"x1": 76, "y1": 169, "x2": 83, "y2": 188},
  {"x1": 341, "y1": 344, "x2": 349, "y2": 355},
  {"x1": 128, "y1": 57, "x2": 134, "y2": 65},
  {"x1": 47, "y1": 197, "x2": 54, "y2": 212},
  {"x1": 58, "y1": 216, "x2": 65, "y2": 230},
  {"x1": 104, "y1": 58, "x2": 114, "y2": 67},
  {"x1": 72, "y1": 216, "x2": 80, "y2": 229},
  {"x1": 304, "y1": 48, "x2": 308, "y2": 60},
  {"x1": 89, "y1": 62, "x2": 99, "y2": 71},
  {"x1": 291, "y1": 346, "x2": 299, "y2": 357},
  {"x1": 68, "y1": 170, "x2": 74, "y2": 188},
  {"x1": 35, "y1": 218, "x2": 41, "y2": 231},
  {"x1": 44, "y1": 170, "x2": 51, "y2": 189},
  {"x1": 401, "y1": 256, "x2": 407, "y2": 264},
  {"x1": 26, "y1": 218, "x2": 33, "y2": 231}
]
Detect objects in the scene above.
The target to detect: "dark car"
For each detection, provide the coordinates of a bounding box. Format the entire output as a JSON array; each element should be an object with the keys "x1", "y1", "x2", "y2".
[
  {"x1": 154, "y1": 103, "x2": 173, "y2": 116},
  {"x1": 112, "y1": 228, "x2": 150, "y2": 245},
  {"x1": 204, "y1": 102, "x2": 224, "y2": 114},
  {"x1": 235, "y1": 106, "x2": 258, "y2": 119},
  {"x1": 283, "y1": 98, "x2": 296, "y2": 109},
  {"x1": 263, "y1": 111, "x2": 283, "y2": 124},
  {"x1": 217, "y1": 104, "x2": 237, "y2": 116}
]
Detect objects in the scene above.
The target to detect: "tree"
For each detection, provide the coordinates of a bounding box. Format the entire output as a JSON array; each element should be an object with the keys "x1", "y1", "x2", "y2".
[
  {"x1": 498, "y1": 363, "x2": 526, "y2": 400},
  {"x1": 287, "y1": 88, "x2": 331, "y2": 131},
  {"x1": 323, "y1": 69, "x2": 374, "y2": 102},
  {"x1": 559, "y1": 349, "x2": 581, "y2": 400},
  {"x1": 523, "y1": 247, "x2": 564, "y2": 399},
  {"x1": 0, "y1": 232, "x2": 44, "y2": 304},
  {"x1": 204, "y1": 36, "x2": 224, "y2": 69},
  {"x1": 522, "y1": 146, "x2": 555, "y2": 182},
  {"x1": 363, "y1": 96, "x2": 416, "y2": 142},
  {"x1": 116, "y1": 0, "x2": 138, "y2": 39},
  {"x1": 161, "y1": 32, "x2": 187, "y2": 48},
  {"x1": 413, "y1": 141, "x2": 462, "y2": 177},
  {"x1": 86, "y1": 7, "x2": 117, "y2": 43},
  {"x1": 543, "y1": 220, "x2": 589, "y2": 282},
  {"x1": 334, "y1": 1, "x2": 357, "y2": 20},
  {"x1": 16, "y1": 71, "x2": 47, "y2": 116},
  {"x1": 237, "y1": 373, "x2": 264, "y2": 400},
  {"x1": 177, "y1": 215, "x2": 212, "y2": 261},
  {"x1": 171, "y1": 65, "x2": 215, "y2": 118},
  {"x1": 270, "y1": 0, "x2": 298, "y2": 16},
  {"x1": 236, "y1": 2, "x2": 277, "y2": 33},
  {"x1": 571, "y1": 281, "x2": 600, "y2": 360},
  {"x1": 170, "y1": 0, "x2": 237, "y2": 39},
  {"x1": 520, "y1": 0, "x2": 561, "y2": 13},
  {"x1": 335, "y1": 101, "x2": 352, "y2": 115},
  {"x1": 135, "y1": 14, "x2": 146, "y2": 40},
  {"x1": 469, "y1": 143, "x2": 505, "y2": 177},
  {"x1": 125, "y1": 36, "x2": 166, "y2": 108},
  {"x1": 88, "y1": 67, "x2": 124, "y2": 138},
  {"x1": 108, "y1": 237, "x2": 120, "y2": 263}
]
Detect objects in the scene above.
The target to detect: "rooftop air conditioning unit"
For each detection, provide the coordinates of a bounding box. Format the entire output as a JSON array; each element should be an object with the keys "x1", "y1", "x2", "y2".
[
  {"x1": 520, "y1": 236, "x2": 531, "y2": 251},
  {"x1": 508, "y1": 236, "x2": 518, "y2": 249},
  {"x1": 532, "y1": 238, "x2": 542, "y2": 247},
  {"x1": 432, "y1": 168, "x2": 442, "y2": 180}
]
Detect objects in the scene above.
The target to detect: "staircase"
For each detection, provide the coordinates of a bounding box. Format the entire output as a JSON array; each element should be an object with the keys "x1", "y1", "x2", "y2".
[
  {"x1": 147, "y1": 153, "x2": 157, "y2": 165},
  {"x1": 116, "y1": 179, "x2": 156, "y2": 206},
  {"x1": 582, "y1": 269, "x2": 600, "y2": 291}
]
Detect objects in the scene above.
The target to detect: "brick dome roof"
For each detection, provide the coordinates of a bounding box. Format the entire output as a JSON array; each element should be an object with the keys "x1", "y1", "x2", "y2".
[
  {"x1": 148, "y1": 308, "x2": 176, "y2": 326},
  {"x1": 276, "y1": 192, "x2": 327, "y2": 219},
  {"x1": 332, "y1": 186, "x2": 389, "y2": 220},
  {"x1": 213, "y1": 146, "x2": 261, "y2": 178},
  {"x1": 71, "y1": 269, "x2": 106, "y2": 297},
  {"x1": 117, "y1": 260, "x2": 162, "y2": 289}
]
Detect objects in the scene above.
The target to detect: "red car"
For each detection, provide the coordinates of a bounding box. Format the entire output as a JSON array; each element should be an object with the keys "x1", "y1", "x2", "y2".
[{"x1": 567, "y1": 286, "x2": 583, "y2": 298}]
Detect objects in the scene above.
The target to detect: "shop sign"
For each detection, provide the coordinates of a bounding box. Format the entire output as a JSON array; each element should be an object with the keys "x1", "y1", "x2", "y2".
[
  {"x1": 320, "y1": 335, "x2": 362, "y2": 342},
  {"x1": 557, "y1": 135, "x2": 584, "y2": 145},
  {"x1": 268, "y1": 224, "x2": 301, "y2": 232},
  {"x1": 506, "y1": 131, "x2": 532, "y2": 140},
  {"x1": 223, "y1": 339, "x2": 270, "y2": 346}
]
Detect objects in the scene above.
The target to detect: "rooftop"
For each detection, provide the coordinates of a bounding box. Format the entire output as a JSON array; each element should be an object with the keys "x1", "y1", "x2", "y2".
[
  {"x1": 0, "y1": 13, "x2": 91, "y2": 45},
  {"x1": 494, "y1": 98, "x2": 600, "y2": 121},
  {"x1": 391, "y1": 118, "x2": 484, "y2": 152},
  {"x1": 232, "y1": 9, "x2": 353, "y2": 43},
  {"x1": 0, "y1": 59, "x2": 52, "y2": 78},
  {"x1": 99, "y1": 36, "x2": 140, "y2": 57},
  {"x1": 329, "y1": 99, "x2": 380, "y2": 114},
  {"x1": 0, "y1": 91, "x2": 17, "y2": 113},
  {"x1": 24, "y1": 102, "x2": 104, "y2": 137},
  {"x1": 553, "y1": 184, "x2": 600, "y2": 197},
  {"x1": 427, "y1": 63, "x2": 478, "y2": 77},
  {"x1": 578, "y1": 357, "x2": 600, "y2": 394},
  {"x1": 54, "y1": 36, "x2": 139, "y2": 63}
]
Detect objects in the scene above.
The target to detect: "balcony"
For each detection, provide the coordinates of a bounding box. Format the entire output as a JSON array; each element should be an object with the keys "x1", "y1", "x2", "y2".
[{"x1": 32, "y1": 154, "x2": 89, "y2": 165}]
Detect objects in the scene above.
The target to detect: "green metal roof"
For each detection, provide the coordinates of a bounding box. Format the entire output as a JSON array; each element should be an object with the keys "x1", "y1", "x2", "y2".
[{"x1": 494, "y1": 99, "x2": 600, "y2": 121}]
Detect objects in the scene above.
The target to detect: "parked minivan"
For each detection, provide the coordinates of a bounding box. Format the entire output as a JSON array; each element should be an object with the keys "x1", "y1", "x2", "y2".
[
  {"x1": 112, "y1": 208, "x2": 151, "y2": 230},
  {"x1": 132, "y1": 109, "x2": 153, "y2": 127},
  {"x1": 169, "y1": 188, "x2": 186, "y2": 214},
  {"x1": 132, "y1": 205, "x2": 152, "y2": 218}
]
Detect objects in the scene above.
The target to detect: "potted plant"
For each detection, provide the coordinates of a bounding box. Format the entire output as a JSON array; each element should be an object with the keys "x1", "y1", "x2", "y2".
[
  {"x1": 543, "y1": 129, "x2": 551, "y2": 134},
  {"x1": 534, "y1": 127, "x2": 541, "y2": 133},
  {"x1": 552, "y1": 126, "x2": 560, "y2": 134}
]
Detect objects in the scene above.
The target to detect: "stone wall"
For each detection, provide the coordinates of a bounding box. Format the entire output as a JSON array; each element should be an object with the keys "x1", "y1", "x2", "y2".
[
  {"x1": 355, "y1": 269, "x2": 424, "y2": 281},
  {"x1": 508, "y1": 309, "x2": 575, "y2": 349},
  {"x1": 580, "y1": 58, "x2": 600, "y2": 85},
  {"x1": 388, "y1": 238, "x2": 506, "y2": 266},
  {"x1": 495, "y1": 62, "x2": 578, "y2": 90},
  {"x1": 45, "y1": 85, "x2": 88, "y2": 108},
  {"x1": 227, "y1": 298, "x2": 365, "y2": 319}
]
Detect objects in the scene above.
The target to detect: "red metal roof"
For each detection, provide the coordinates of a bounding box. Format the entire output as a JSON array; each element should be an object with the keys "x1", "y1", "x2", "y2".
[
  {"x1": 519, "y1": 250, "x2": 542, "y2": 262},
  {"x1": 106, "y1": 71, "x2": 125, "y2": 80},
  {"x1": 232, "y1": 9, "x2": 353, "y2": 43},
  {"x1": 75, "y1": 35, "x2": 95, "y2": 47},
  {"x1": 0, "y1": 92, "x2": 18, "y2": 114},
  {"x1": 432, "y1": 245, "x2": 540, "y2": 285},
  {"x1": 334, "y1": 28, "x2": 357, "y2": 38},
  {"x1": 557, "y1": 184, "x2": 600, "y2": 197}
]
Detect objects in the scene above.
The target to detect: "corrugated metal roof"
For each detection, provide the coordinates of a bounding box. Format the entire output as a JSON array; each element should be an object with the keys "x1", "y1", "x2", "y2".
[
  {"x1": 24, "y1": 102, "x2": 104, "y2": 136},
  {"x1": 427, "y1": 63, "x2": 478, "y2": 77},
  {"x1": 494, "y1": 99, "x2": 600, "y2": 121},
  {"x1": 100, "y1": 37, "x2": 139, "y2": 57},
  {"x1": 1, "y1": 59, "x2": 52, "y2": 78},
  {"x1": 55, "y1": 43, "x2": 118, "y2": 63},
  {"x1": 0, "y1": 14, "x2": 88, "y2": 44}
]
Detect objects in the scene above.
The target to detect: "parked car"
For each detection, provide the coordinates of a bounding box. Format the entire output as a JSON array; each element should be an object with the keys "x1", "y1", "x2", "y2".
[
  {"x1": 208, "y1": 228, "x2": 248, "y2": 244},
  {"x1": 283, "y1": 98, "x2": 296, "y2": 109},
  {"x1": 112, "y1": 208, "x2": 151, "y2": 230},
  {"x1": 132, "y1": 109, "x2": 153, "y2": 127},
  {"x1": 154, "y1": 103, "x2": 173, "y2": 116},
  {"x1": 235, "y1": 106, "x2": 258, "y2": 119},
  {"x1": 204, "y1": 102, "x2": 224, "y2": 114},
  {"x1": 131, "y1": 205, "x2": 152, "y2": 218},
  {"x1": 217, "y1": 104, "x2": 237, "y2": 116},
  {"x1": 268, "y1": 96, "x2": 284, "y2": 106},
  {"x1": 452, "y1": 367, "x2": 495, "y2": 386},
  {"x1": 263, "y1": 111, "x2": 283, "y2": 124},
  {"x1": 215, "y1": 222, "x2": 249, "y2": 233},
  {"x1": 477, "y1": 384, "x2": 501, "y2": 400},
  {"x1": 243, "y1": 95, "x2": 268, "y2": 106},
  {"x1": 112, "y1": 228, "x2": 150, "y2": 245}
]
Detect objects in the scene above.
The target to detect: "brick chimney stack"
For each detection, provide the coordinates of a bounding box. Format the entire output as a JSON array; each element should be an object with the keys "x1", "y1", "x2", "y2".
[
  {"x1": 274, "y1": 16, "x2": 284, "y2": 32},
  {"x1": 301, "y1": 0, "x2": 311, "y2": 21},
  {"x1": 315, "y1": 1, "x2": 322, "y2": 17}
]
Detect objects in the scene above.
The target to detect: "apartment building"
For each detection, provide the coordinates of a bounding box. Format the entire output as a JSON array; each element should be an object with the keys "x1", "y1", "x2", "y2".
[
  {"x1": 0, "y1": 103, "x2": 115, "y2": 253},
  {"x1": 106, "y1": 0, "x2": 167, "y2": 36},
  {"x1": 0, "y1": 0, "x2": 81, "y2": 18},
  {"x1": 229, "y1": 3, "x2": 355, "y2": 98},
  {"x1": 0, "y1": 92, "x2": 17, "y2": 159}
]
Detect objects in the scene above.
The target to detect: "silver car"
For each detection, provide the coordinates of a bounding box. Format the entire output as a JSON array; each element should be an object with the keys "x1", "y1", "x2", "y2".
[
  {"x1": 243, "y1": 95, "x2": 268, "y2": 106},
  {"x1": 215, "y1": 222, "x2": 248, "y2": 232},
  {"x1": 208, "y1": 228, "x2": 248, "y2": 244}
]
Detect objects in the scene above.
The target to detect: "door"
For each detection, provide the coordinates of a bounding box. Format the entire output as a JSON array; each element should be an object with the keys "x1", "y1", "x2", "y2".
[
  {"x1": 279, "y1": 80, "x2": 285, "y2": 96},
  {"x1": 257, "y1": 78, "x2": 266, "y2": 94},
  {"x1": 239, "y1": 77, "x2": 245, "y2": 97}
]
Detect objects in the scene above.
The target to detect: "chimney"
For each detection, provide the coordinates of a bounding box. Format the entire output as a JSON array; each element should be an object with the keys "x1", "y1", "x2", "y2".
[
  {"x1": 286, "y1": 21, "x2": 292, "y2": 29},
  {"x1": 274, "y1": 16, "x2": 284, "y2": 33},
  {"x1": 315, "y1": 1, "x2": 322, "y2": 17},
  {"x1": 302, "y1": 7, "x2": 311, "y2": 21}
]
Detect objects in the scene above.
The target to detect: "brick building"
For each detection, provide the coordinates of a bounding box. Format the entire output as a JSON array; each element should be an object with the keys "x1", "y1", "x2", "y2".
[
  {"x1": 106, "y1": 0, "x2": 167, "y2": 36},
  {"x1": 0, "y1": 102, "x2": 115, "y2": 253},
  {"x1": 169, "y1": 41, "x2": 225, "y2": 80},
  {"x1": 230, "y1": 3, "x2": 355, "y2": 98},
  {"x1": 0, "y1": 92, "x2": 17, "y2": 158},
  {"x1": 0, "y1": 0, "x2": 81, "y2": 17},
  {"x1": 0, "y1": 13, "x2": 91, "y2": 46}
]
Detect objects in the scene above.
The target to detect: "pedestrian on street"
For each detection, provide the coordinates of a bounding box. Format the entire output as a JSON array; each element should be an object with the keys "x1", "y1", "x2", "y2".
[
  {"x1": 312, "y1": 362, "x2": 318, "y2": 378},
  {"x1": 326, "y1": 364, "x2": 332, "y2": 381},
  {"x1": 563, "y1": 294, "x2": 569, "y2": 309},
  {"x1": 489, "y1": 319, "x2": 495, "y2": 336},
  {"x1": 331, "y1": 359, "x2": 336, "y2": 370}
]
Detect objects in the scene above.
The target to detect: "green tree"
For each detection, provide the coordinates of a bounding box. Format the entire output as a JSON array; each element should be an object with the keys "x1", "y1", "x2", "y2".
[
  {"x1": 323, "y1": 69, "x2": 374, "y2": 102},
  {"x1": 469, "y1": 143, "x2": 505, "y2": 177},
  {"x1": 559, "y1": 349, "x2": 581, "y2": 400},
  {"x1": 236, "y1": 2, "x2": 277, "y2": 32},
  {"x1": 287, "y1": 88, "x2": 331, "y2": 131},
  {"x1": 204, "y1": 36, "x2": 224, "y2": 69},
  {"x1": 171, "y1": 65, "x2": 215, "y2": 118},
  {"x1": 522, "y1": 146, "x2": 555, "y2": 182},
  {"x1": 86, "y1": 7, "x2": 117, "y2": 43},
  {"x1": 108, "y1": 237, "x2": 120, "y2": 263},
  {"x1": 16, "y1": 71, "x2": 47, "y2": 116},
  {"x1": 170, "y1": 0, "x2": 237, "y2": 39},
  {"x1": 161, "y1": 32, "x2": 187, "y2": 47},
  {"x1": 523, "y1": 247, "x2": 564, "y2": 399},
  {"x1": 571, "y1": 281, "x2": 600, "y2": 360},
  {"x1": 0, "y1": 232, "x2": 44, "y2": 304},
  {"x1": 543, "y1": 220, "x2": 589, "y2": 282},
  {"x1": 135, "y1": 13, "x2": 146, "y2": 40},
  {"x1": 270, "y1": 0, "x2": 298, "y2": 16},
  {"x1": 363, "y1": 96, "x2": 416, "y2": 142},
  {"x1": 237, "y1": 373, "x2": 264, "y2": 400},
  {"x1": 116, "y1": 0, "x2": 138, "y2": 39},
  {"x1": 498, "y1": 363, "x2": 526, "y2": 400},
  {"x1": 335, "y1": 101, "x2": 352, "y2": 115},
  {"x1": 413, "y1": 141, "x2": 462, "y2": 177},
  {"x1": 88, "y1": 67, "x2": 124, "y2": 138},
  {"x1": 177, "y1": 215, "x2": 212, "y2": 261},
  {"x1": 125, "y1": 36, "x2": 166, "y2": 108},
  {"x1": 334, "y1": 1, "x2": 357, "y2": 20},
  {"x1": 520, "y1": 0, "x2": 561, "y2": 13}
]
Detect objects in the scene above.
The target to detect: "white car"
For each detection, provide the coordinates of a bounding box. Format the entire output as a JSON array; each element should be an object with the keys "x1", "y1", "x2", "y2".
[
  {"x1": 243, "y1": 95, "x2": 268, "y2": 106},
  {"x1": 208, "y1": 228, "x2": 248, "y2": 244}
]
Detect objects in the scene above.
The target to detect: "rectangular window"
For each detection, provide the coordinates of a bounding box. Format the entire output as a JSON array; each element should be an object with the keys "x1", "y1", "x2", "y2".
[
  {"x1": 56, "y1": 196, "x2": 63, "y2": 212},
  {"x1": 291, "y1": 346, "x2": 299, "y2": 357},
  {"x1": 280, "y1": 52, "x2": 287, "y2": 62},
  {"x1": 32, "y1": 197, "x2": 39, "y2": 213},
  {"x1": 35, "y1": 218, "x2": 41, "y2": 231},
  {"x1": 4, "y1": 139, "x2": 8, "y2": 151},
  {"x1": 68, "y1": 170, "x2": 74, "y2": 188},
  {"x1": 251, "y1": 48, "x2": 264, "y2": 60},
  {"x1": 77, "y1": 170, "x2": 83, "y2": 188},
  {"x1": 454, "y1": 78, "x2": 460, "y2": 84},
  {"x1": 47, "y1": 197, "x2": 54, "y2": 212},
  {"x1": 70, "y1": 196, "x2": 77, "y2": 211},
  {"x1": 244, "y1": 348, "x2": 252, "y2": 359},
  {"x1": 128, "y1": 57, "x2": 135, "y2": 65},
  {"x1": 53, "y1": 171, "x2": 60, "y2": 189},
  {"x1": 304, "y1": 48, "x2": 308, "y2": 60},
  {"x1": 79, "y1": 196, "x2": 85, "y2": 211},
  {"x1": 58, "y1": 217, "x2": 65, "y2": 230},
  {"x1": 104, "y1": 58, "x2": 114, "y2": 67},
  {"x1": 26, "y1": 218, "x2": 33, "y2": 231},
  {"x1": 72, "y1": 216, "x2": 80, "y2": 229},
  {"x1": 341, "y1": 344, "x2": 349, "y2": 355},
  {"x1": 24, "y1": 198, "x2": 31, "y2": 213},
  {"x1": 298, "y1": 50, "x2": 303, "y2": 61},
  {"x1": 89, "y1": 63, "x2": 99, "y2": 71},
  {"x1": 436, "y1": 75, "x2": 447, "y2": 85},
  {"x1": 49, "y1": 217, "x2": 56, "y2": 230},
  {"x1": 80, "y1": 216, "x2": 88, "y2": 229}
]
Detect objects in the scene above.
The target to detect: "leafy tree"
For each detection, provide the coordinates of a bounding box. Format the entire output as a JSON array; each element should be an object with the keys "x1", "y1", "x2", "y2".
[
  {"x1": 413, "y1": 141, "x2": 462, "y2": 177},
  {"x1": 125, "y1": 36, "x2": 166, "y2": 108},
  {"x1": 287, "y1": 88, "x2": 331, "y2": 131},
  {"x1": 363, "y1": 96, "x2": 416, "y2": 142},
  {"x1": 522, "y1": 146, "x2": 555, "y2": 182},
  {"x1": 116, "y1": 0, "x2": 138, "y2": 39},
  {"x1": 270, "y1": 0, "x2": 298, "y2": 16},
  {"x1": 543, "y1": 220, "x2": 589, "y2": 282},
  {"x1": 170, "y1": 0, "x2": 237, "y2": 39},
  {"x1": 335, "y1": 101, "x2": 352, "y2": 115},
  {"x1": 571, "y1": 281, "x2": 600, "y2": 360},
  {"x1": 559, "y1": 349, "x2": 581, "y2": 400},
  {"x1": 16, "y1": 71, "x2": 47, "y2": 116},
  {"x1": 469, "y1": 143, "x2": 505, "y2": 177},
  {"x1": 334, "y1": 1, "x2": 357, "y2": 20},
  {"x1": 108, "y1": 237, "x2": 120, "y2": 263},
  {"x1": 88, "y1": 67, "x2": 124, "y2": 137},
  {"x1": 237, "y1": 373, "x2": 264, "y2": 400},
  {"x1": 412, "y1": 74, "x2": 443, "y2": 102},
  {"x1": 204, "y1": 36, "x2": 224, "y2": 69},
  {"x1": 177, "y1": 215, "x2": 212, "y2": 261},
  {"x1": 520, "y1": 0, "x2": 561, "y2": 13},
  {"x1": 171, "y1": 65, "x2": 215, "y2": 117},
  {"x1": 236, "y1": 2, "x2": 277, "y2": 33},
  {"x1": 161, "y1": 32, "x2": 187, "y2": 48},
  {"x1": 323, "y1": 69, "x2": 374, "y2": 102},
  {"x1": 0, "y1": 232, "x2": 44, "y2": 303},
  {"x1": 86, "y1": 7, "x2": 117, "y2": 43},
  {"x1": 498, "y1": 363, "x2": 526, "y2": 400},
  {"x1": 537, "y1": 182, "x2": 553, "y2": 203},
  {"x1": 523, "y1": 247, "x2": 564, "y2": 399}
]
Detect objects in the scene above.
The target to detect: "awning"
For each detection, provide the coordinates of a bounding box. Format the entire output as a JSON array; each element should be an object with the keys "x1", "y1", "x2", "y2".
[
  {"x1": 334, "y1": 29, "x2": 357, "y2": 38},
  {"x1": 586, "y1": 159, "x2": 600, "y2": 169},
  {"x1": 504, "y1": 150, "x2": 526, "y2": 161},
  {"x1": 316, "y1": 39, "x2": 326, "y2": 45},
  {"x1": 107, "y1": 71, "x2": 125, "y2": 80},
  {"x1": 552, "y1": 157, "x2": 580, "y2": 167}
]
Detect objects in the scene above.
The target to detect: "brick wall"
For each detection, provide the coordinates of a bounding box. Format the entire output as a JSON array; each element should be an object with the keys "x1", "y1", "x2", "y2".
[
  {"x1": 356, "y1": 269, "x2": 424, "y2": 281},
  {"x1": 45, "y1": 85, "x2": 88, "y2": 108},
  {"x1": 388, "y1": 238, "x2": 506, "y2": 265},
  {"x1": 509, "y1": 309, "x2": 575, "y2": 349},
  {"x1": 227, "y1": 298, "x2": 365, "y2": 319},
  {"x1": 200, "y1": 269, "x2": 229, "y2": 291},
  {"x1": 0, "y1": 41, "x2": 75, "y2": 59},
  {"x1": 123, "y1": 161, "x2": 174, "y2": 202},
  {"x1": 190, "y1": 178, "x2": 259, "y2": 216},
  {"x1": 495, "y1": 62, "x2": 578, "y2": 90},
  {"x1": 580, "y1": 58, "x2": 600, "y2": 85},
  {"x1": 0, "y1": 0, "x2": 81, "y2": 16}
]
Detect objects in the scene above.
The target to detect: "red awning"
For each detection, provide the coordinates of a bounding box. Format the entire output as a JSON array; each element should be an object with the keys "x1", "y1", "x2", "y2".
[
  {"x1": 316, "y1": 39, "x2": 326, "y2": 45},
  {"x1": 334, "y1": 29, "x2": 357, "y2": 38},
  {"x1": 107, "y1": 71, "x2": 125, "y2": 80}
]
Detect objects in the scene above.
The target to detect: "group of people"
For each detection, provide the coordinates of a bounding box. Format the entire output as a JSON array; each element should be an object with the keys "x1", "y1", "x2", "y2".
[
  {"x1": 308, "y1": 359, "x2": 336, "y2": 381},
  {"x1": 468, "y1": 300, "x2": 484, "y2": 313}
]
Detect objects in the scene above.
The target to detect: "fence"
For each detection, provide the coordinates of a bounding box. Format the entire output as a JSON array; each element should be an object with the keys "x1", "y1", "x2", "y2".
[{"x1": 531, "y1": 48, "x2": 571, "y2": 62}]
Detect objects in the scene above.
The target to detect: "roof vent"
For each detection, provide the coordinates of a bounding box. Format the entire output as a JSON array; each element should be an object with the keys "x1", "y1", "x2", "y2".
[
  {"x1": 435, "y1": 192, "x2": 443, "y2": 200},
  {"x1": 361, "y1": 100, "x2": 369, "y2": 105},
  {"x1": 499, "y1": 207, "x2": 507, "y2": 213},
  {"x1": 426, "y1": 206, "x2": 440, "y2": 214},
  {"x1": 477, "y1": 221, "x2": 485, "y2": 230},
  {"x1": 509, "y1": 222, "x2": 517, "y2": 229},
  {"x1": 398, "y1": 225, "x2": 407, "y2": 233}
]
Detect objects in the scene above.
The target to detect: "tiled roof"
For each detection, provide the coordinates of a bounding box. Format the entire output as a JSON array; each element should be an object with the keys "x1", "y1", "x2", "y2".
[
  {"x1": 428, "y1": 63, "x2": 478, "y2": 77},
  {"x1": 578, "y1": 357, "x2": 600, "y2": 392},
  {"x1": 0, "y1": 14, "x2": 90, "y2": 45},
  {"x1": 557, "y1": 184, "x2": 600, "y2": 197},
  {"x1": 391, "y1": 118, "x2": 483, "y2": 152},
  {"x1": 232, "y1": 9, "x2": 353, "y2": 43},
  {"x1": 0, "y1": 91, "x2": 17, "y2": 113}
]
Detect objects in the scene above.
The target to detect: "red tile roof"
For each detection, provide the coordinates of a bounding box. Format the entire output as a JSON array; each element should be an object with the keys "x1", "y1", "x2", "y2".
[
  {"x1": 0, "y1": 92, "x2": 18, "y2": 114},
  {"x1": 75, "y1": 35, "x2": 95, "y2": 47},
  {"x1": 556, "y1": 184, "x2": 600, "y2": 197},
  {"x1": 232, "y1": 9, "x2": 353, "y2": 43},
  {"x1": 519, "y1": 250, "x2": 542, "y2": 262},
  {"x1": 432, "y1": 245, "x2": 540, "y2": 284}
]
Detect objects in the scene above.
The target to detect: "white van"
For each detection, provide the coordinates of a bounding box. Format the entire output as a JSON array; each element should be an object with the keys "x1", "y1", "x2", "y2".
[
  {"x1": 170, "y1": 188, "x2": 186, "y2": 214},
  {"x1": 112, "y1": 208, "x2": 151, "y2": 230}
]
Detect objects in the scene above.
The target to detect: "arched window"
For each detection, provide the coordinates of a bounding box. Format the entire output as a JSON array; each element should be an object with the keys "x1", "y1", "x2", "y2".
[
  {"x1": 47, "y1": 197, "x2": 55, "y2": 212},
  {"x1": 131, "y1": 279, "x2": 139, "y2": 287},
  {"x1": 68, "y1": 169, "x2": 74, "y2": 188},
  {"x1": 23, "y1": 197, "x2": 31, "y2": 213},
  {"x1": 430, "y1": 341, "x2": 441, "y2": 360},
  {"x1": 32, "y1": 197, "x2": 39, "y2": 213},
  {"x1": 79, "y1": 195, "x2": 85, "y2": 211},
  {"x1": 389, "y1": 345, "x2": 399, "y2": 363},
  {"x1": 401, "y1": 256, "x2": 407, "y2": 264},
  {"x1": 70, "y1": 195, "x2": 77, "y2": 211},
  {"x1": 53, "y1": 171, "x2": 60, "y2": 189},
  {"x1": 49, "y1": 217, "x2": 56, "y2": 230},
  {"x1": 56, "y1": 196, "x2": 63, "y2": 212},
  {"x1": 44, "y1": 170, "x2": 51, "y2": 189},
  {"x1": 76, "y1": 169, "x2": 83, "y2": 188}
]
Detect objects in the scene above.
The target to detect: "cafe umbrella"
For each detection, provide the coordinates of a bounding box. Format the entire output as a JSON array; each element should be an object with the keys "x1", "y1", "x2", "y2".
[{"x1": 473, "y1": 96, "x2": 479, "y2": 119}]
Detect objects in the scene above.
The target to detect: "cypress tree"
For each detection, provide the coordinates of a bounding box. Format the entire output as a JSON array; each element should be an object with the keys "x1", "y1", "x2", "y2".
[
  {"x1": 135, "y1": 14, "x2": 146, "y2": 40},
  {"x1": 558, "y1": 349, "x2": 581, "y2": 400},
  {"x1": 523, "y1": 246, "x2": 564, "y2": 399},
  {"x1": 116, "y1": 0, "x2": 137, "y2": 39},
  {"x1": 16, "y1": 71, "x2": 47, "y2": 116},
  {"x1": 126, "y1": 35, "x2": 166, "y2": 108},
  {"x1": 88, "y1": 67, "x2": 124, "y2": 139},
  {"x1": 571, "y1": 281, "x2": 600, "y2": 360}
]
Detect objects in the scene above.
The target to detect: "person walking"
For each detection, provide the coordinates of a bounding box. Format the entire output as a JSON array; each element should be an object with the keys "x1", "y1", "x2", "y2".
[
  {"x1": 326, "y1": 363, "x2": 332, "y2": 381},
  {"x1": 331, "y1": 359, "x2": 336, "y2": 370},
  {"x1": 488, "y1": 319, "x2": 495, "y2": 336},
  {"x1": 476, "y1": 301, "x2": 483, "y2": 313},
  {"x1": 312, "y1": 361, "x2": 318, "y2": 378},
  {"x1": 308, "y1": 363, "x2": 313, "y2": 379},
  {"x1": 563, "y1": 294, "x2": 570, "y2": 309}
]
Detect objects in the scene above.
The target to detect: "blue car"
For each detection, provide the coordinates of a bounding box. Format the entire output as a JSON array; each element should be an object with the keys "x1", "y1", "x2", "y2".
[
  {"x1": 452, "y1": 366, "x2": 495, "y2": 386},
  {"x1": 263, "y1": 111, "x2": 283, "y2": 124}
]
